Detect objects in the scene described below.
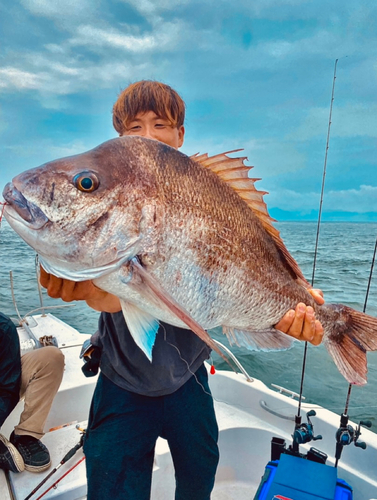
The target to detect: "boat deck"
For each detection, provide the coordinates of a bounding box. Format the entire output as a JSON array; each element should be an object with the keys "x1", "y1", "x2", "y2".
[{"x1": 0, "y1": 313, "x2": 376, "y2": 500}]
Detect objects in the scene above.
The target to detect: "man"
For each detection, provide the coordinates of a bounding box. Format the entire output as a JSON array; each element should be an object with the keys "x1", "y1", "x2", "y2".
[
  {"x1": 40, "y1": 80, "x2": 324, "y2": 499},
  {"x1": 0, "y1": 312, "x2": 64, "y2": 473}
]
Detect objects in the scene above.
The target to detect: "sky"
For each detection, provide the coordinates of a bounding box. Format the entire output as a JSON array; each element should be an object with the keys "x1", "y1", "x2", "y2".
[{"x1": 1, "y1": 0, "x2": 377, "y2": 221}]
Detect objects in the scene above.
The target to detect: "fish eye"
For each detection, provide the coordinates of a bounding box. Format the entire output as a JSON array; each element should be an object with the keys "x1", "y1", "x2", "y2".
[{"x1": 73, "y1": 172, "x2": 100, "y2": 193}]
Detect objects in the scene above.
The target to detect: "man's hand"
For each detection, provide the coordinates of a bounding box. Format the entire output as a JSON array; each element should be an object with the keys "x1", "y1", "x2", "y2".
[
  {"x1": 39, "y1": 267, "x2": 121, "y2": 313},
  {"x1": 275, "y1": 289, "x2": 324, "y2": 346}
]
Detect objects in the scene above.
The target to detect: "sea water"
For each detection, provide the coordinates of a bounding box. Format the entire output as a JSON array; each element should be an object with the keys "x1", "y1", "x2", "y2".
[{"x1": 0, "y1": 220, "x2": 376, "y2": 426}]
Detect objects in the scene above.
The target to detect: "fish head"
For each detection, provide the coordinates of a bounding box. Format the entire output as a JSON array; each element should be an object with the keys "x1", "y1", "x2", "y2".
[{"x1": 2, "y1": 136, "x2": 165, "y2": 280}]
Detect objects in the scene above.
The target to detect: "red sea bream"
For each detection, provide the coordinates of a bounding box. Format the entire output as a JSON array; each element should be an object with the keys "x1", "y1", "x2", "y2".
[{"x1": 3, "y1": 136, "x2": 377, "y2": 385}]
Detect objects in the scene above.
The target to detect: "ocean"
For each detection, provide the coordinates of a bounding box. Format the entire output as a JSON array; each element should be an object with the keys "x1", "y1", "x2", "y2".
[{"x1": 0, "y1": 219, "x2": 376, "y2": 427}]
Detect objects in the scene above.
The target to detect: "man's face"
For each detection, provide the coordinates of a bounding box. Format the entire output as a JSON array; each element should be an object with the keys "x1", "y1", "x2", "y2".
[{"x1": 121, "y1": 111, "x2": 185, "y2": 149}]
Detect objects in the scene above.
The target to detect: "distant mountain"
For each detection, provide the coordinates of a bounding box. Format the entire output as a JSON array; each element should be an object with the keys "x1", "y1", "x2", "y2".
[{"x1": 269, "y1": 208, "x2": 377, "y2": 222}]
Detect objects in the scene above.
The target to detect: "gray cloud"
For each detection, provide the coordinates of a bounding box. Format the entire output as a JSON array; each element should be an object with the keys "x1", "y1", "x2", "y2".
[
  {"x1": 68, "y1": 22, "x2": 181, "y2": 52},
  {"x1": 20, "y1": 0, "x2": 100, "y2": 21},
  {"x1": 268, "y1": 185, "x2": 377, "y2": 213},
  {"x1": 291, "y1": 103, "x2": 377, "y2": 141}
]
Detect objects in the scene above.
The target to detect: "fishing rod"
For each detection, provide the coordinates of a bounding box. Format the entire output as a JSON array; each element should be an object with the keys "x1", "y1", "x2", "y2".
[
  {"x1": 343, "y1": 235, "x2": 377, "y2": 410},
  {"x1": 34, "y1": 457, "x2": 86, "y2": 500},
  {"x1": 255, "y1": 59, "x2": 375, "y2": 500},
  {"x1": 291, "y1": 59, "x2": 339, "y2": 454},
  {"x1": 291, "y1": 57, "x2": 374, "y2": 464},
  {"x1": 333, "y1": 236, "x2": 376, "y2": 467},
  {"x1": 23, "y1": 430, "x2": 85, "y2": 500}
]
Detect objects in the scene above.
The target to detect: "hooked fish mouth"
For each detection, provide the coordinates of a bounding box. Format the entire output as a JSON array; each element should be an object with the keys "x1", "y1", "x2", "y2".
[{"x1": 2, "y1": 182, "x2": 49, "y2": 229}]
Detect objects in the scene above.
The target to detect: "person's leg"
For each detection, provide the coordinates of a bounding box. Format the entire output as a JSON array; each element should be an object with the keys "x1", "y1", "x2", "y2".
[
  {"x1": 162, "y1": 365, "x2": 219, "y2": 500},
  {"x1": 84, "y1": 373, "x2": 162, "y2": 500},
  {"x1": 0, "y1": 313, "x2": 24, "y2": 473},
  {"x1": 0, "y1": 434, "x2": 24, "y2": 473},
  {"x1": 0, "y1": 313, "x2": 21, "y2": 427},
  {"x1": 10, "y1": 346, "x2": 64, "y2": 472},
  {"x1": 15, "y1": 346, "x2": 65, "y2": 437}
]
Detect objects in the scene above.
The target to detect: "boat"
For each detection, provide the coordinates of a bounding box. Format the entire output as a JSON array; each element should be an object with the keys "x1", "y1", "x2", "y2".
[{"x1": 0, "y1": 310, "x2": 376, "y2": 500}]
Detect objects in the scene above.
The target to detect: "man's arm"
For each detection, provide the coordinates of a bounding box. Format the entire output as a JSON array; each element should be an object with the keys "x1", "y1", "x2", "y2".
[{"x1": 39, "y1": 267, "x2": 122, "y2": 313}]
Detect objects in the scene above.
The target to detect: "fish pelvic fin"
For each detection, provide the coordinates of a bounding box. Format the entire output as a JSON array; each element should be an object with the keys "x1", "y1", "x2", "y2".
[
  {"x1": 323, "y1": 304, "x2": 377, "y2": 385},
  {"x1": 120, "y1": 299, "x2": 159, "y2": 361},
  {"x1": 191, "y1": 151, "x2": 310, "y2": 288},
  {"x1": 223, "y1": 326, "x2": 295, "y2": 352}
]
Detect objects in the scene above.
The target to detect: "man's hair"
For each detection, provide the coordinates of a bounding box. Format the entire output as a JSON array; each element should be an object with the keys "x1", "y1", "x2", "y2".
[{"x1": 112, "y1": 80, "x2": 186, "y2": 135}]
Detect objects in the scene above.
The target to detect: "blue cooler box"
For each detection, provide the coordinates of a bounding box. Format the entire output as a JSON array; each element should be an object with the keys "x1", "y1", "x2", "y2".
[{"x1": 254, "y1": 453, "x2": 353, "y2": 500}]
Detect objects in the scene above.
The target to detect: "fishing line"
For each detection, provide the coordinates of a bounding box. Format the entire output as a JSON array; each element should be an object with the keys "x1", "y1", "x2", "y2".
[
  {"x1": 0, "y1": 201, "x2": 6, "y2": 228},
  {"x1": 159, "y1": 322, "x2": 214, "y2": 398},
  {"x1": 344, "y1": 234, "x2": 377, "y2": 414},
  {"x1": 145, "y1": 318, "x2": 377, "y2": 421},
  {"x1": 167, "y1": 339, "x2": 213, "y2": 398},
  {"x1": 363, "y1": 235, "x2": 377, "y2": 314},
  {"x1": 311, "y1": 59, "x2": 338, "y2": 286},
  {"x1": 164, "y1": 335, "x2": 281, "y2": 415},
  {"x1": 162, "y1": 324, "x2": 250, "y2": 407},
  {"x1": 295, "y1": 57, "x2": 376, "y2": 464},
  {"x1": 296, "y1": 58, "x2": 339, "y2": 420}
]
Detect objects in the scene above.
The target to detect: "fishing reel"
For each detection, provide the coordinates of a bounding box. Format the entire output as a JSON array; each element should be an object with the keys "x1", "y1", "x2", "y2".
[
  {"x1": 335, "y1": 413, "x2": 372, "y2": 466},
  {"x1": 293, "y1": 410, "x2": 322, "y2": 446},
  {"x1": 271, "y1": 410, "x2": 324, "y2": 461},
  {"x1": 271, "y1": 410, "x2": 326, "y2": 465}
]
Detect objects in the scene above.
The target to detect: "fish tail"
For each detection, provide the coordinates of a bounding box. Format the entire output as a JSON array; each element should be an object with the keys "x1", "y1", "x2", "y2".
[{"x1": 323, "y1": 304, "x2": 377, "y2": 385}]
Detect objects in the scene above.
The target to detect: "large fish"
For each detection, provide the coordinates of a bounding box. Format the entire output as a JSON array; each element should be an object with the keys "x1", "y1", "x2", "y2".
[{"x1": 3, "y1": 136, "x2": 377, "y2": 385}]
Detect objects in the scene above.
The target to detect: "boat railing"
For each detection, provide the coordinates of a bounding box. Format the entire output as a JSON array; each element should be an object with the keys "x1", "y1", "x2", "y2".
[
  {"x1": 270, "y1": 384, "x2": 305, "y2": 400},
  {"x1": 212, "y1": 339, "x2": 253, "y2": 382}
]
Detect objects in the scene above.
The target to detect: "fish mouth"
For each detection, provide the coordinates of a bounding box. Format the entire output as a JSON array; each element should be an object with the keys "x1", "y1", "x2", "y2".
[{"x1": 2, "y1": 182, "x2": 49, "y2": 229}]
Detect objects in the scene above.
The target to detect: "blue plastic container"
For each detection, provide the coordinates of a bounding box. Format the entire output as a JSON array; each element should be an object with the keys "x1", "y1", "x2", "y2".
[{"x1": 254, "y1": 454, "x2": 353, "y2": 500}]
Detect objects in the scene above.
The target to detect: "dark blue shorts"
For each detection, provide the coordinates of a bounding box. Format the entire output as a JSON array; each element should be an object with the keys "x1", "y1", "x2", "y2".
[{"x1": 84, "y1": 364, "x2": 219, "y2": 500}]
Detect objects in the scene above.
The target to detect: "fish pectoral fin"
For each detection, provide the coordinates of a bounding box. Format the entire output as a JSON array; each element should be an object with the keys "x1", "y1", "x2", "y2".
[
  {"x1": 130, "y1": 258, "x2": 226, "y2": 361},
  {"x1": 223, "y1": 326, "x2": 295, "y2": 352},
  {"x1": 120, "y1": 300, "x2": 159, "y2": 361}
]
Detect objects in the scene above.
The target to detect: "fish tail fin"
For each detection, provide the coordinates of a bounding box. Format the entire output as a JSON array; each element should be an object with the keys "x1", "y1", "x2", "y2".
[{"x1": 323, "y1": 304, "x2": 377, "y2": 385}]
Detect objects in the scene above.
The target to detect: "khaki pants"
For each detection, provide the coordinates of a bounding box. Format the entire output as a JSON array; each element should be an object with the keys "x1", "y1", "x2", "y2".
[{"x1": 15, "y1": 346, "x2": 65, "y2": 439}]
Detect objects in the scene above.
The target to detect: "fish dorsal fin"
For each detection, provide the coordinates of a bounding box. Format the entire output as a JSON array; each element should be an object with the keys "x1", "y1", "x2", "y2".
[{"x1": 191, "y1": 151, "x2": 310, "y2": 287}]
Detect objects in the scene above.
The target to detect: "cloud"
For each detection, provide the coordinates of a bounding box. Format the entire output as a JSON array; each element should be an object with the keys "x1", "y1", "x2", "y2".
[
  {"x1": 262, "y1": 30, "x2": 342, "y2": 60},
  {"x1": 21, "y1": 0, "x2": 98, "y2": 19},
  {"x1": 0, "y1": 0, "x2": 376, "y2": 219},
  {"x1": 0, "y1": 57, "x2": 149, "y2": 97},
  {"x1": 292, "y1": 103, "x2": 377, "y2": 140},
  {"x1": 0, "y1": 68, "x2": 49, "y2": 91},
  {"x1": 0, "y1": 106, "x2": 7, "y2": 135},
  {"x1": 122, "y1": 0, "x2": 191, "y2": 17},
  {"x1": 69, "y1": 23, "x2": 177, "y2": 52},
  {"x1": 1, "y1": 1, "x2": 376, "y2": 106},
  {"x1": 3, "y1": 138, "x2": 90, "y2": 158},
  {"x1": 243, "y1": 138, "x2": 307, "y2": 177},
  {"x1": 268, "y1": 185, "x2": 377, "y2": 213},
  {"x1": 1, "y1": 139, "x2": 95, "y2": 187}
]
